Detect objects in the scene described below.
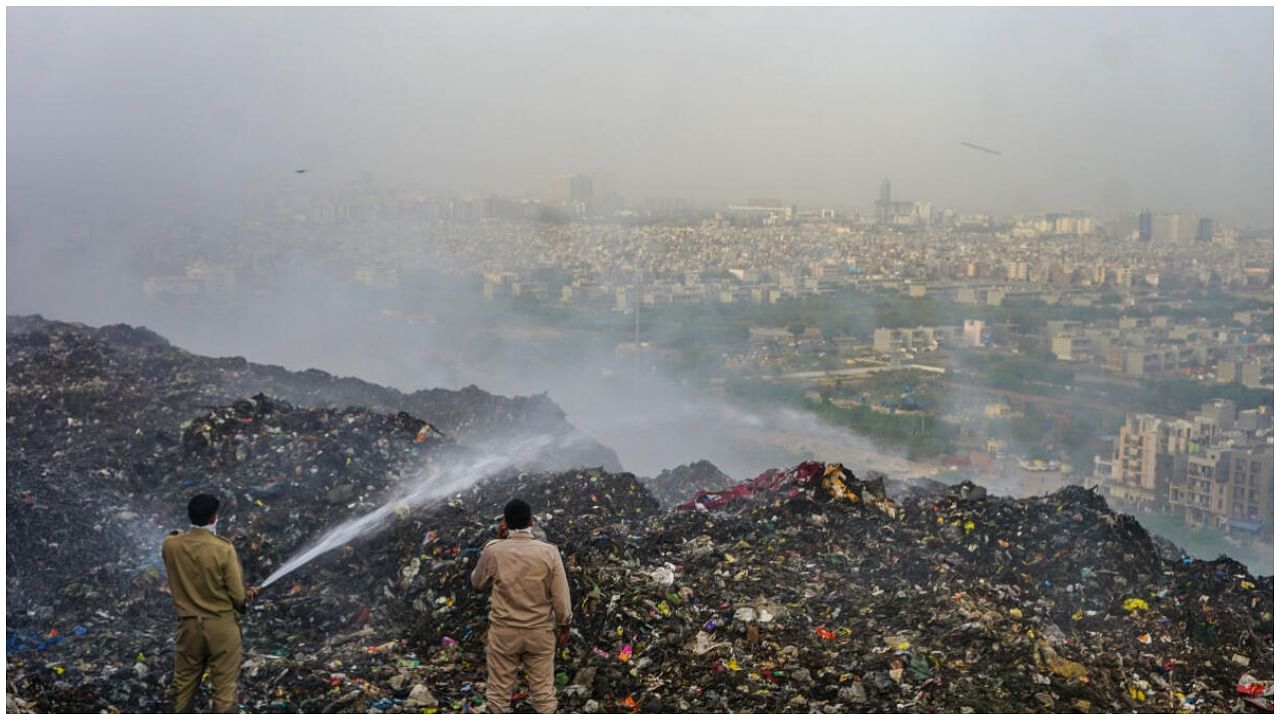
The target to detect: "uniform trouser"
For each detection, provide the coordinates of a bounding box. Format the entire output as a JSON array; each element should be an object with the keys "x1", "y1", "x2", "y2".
[
  {"x1": 484, "y1": 624, "x2": 557, "y2": 713},
  {"x1": 173, "y1": 614, "x2": 242, "y2": 713}
]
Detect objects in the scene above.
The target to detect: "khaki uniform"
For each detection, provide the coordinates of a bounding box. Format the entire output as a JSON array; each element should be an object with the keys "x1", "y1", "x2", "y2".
[
  {"x1": 470, "y1": 533, "x2": 572, "y2": 713},
  {"x1": 161, "y1": 528, "x2": 248, "y2": 713}
]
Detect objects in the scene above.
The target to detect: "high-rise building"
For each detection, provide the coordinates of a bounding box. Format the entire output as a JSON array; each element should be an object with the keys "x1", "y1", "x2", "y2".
[
  {"x1": 1197, "y1": 217, "x2": 1214, "y2": 242},
  {"x1": 1171, "y1": 447, "x2": 1231, "y2": 527},
  {"x1": 1154, "y1": 213, "x2": 1200, "y2": 243},
  {"x1": 913, "y1": 201, "x2": 934, "y2": 227},
  {"x1": 1198, "y1": 399, "x2": 1237, "y2": 432},
  {"x1": 1103, "y1": 398, "x2": 1278, "y2": 533},
  {"x1": 1138, "y1": 210, "x2": 1153, "y2": 242},
  {"x1": 548, "y1": 174, "x2": 593, "y2": 214},
  {"x1": 876, "y1": 178, "x2": 891, "y2": 224},
  {"x1": 1099, "y1": 413, "x2": 1193, "y2": 512},
  {"x1": 1169, "y1": 446, "x2": 1272, "y2": 531}
]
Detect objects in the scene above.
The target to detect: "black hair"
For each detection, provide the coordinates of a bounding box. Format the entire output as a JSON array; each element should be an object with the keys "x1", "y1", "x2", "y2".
[
  {"x1": 188, "y1": 494, "x2": 219, "y2": 526},
  {"x1": 503, "y1": 498, "x2": 532, "y2": 530}
]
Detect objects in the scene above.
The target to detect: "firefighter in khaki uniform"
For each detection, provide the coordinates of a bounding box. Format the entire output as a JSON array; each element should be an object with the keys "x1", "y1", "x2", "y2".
[
  {"x1": 161, "y1": 494, "x2": 260, "y2": 713},
  {"x1": 471, "y1": 498, "x2": 572, "y2": 713}
]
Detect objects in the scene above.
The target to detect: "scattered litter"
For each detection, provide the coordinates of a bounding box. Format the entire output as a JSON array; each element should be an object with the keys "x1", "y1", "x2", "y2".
[{"x1": 5, "y1": 317, "x2": 1273, "y2": 713}]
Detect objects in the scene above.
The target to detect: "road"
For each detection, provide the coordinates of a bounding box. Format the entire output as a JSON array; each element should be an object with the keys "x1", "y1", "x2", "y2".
[{"x1": 776, "y1": 363, "x2": 946, "y2": 381}]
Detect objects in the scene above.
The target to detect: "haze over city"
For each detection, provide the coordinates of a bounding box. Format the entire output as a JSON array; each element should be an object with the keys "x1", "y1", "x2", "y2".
[{"x1": 8, "y1": 6, "x2": 1274, "y2": 230}]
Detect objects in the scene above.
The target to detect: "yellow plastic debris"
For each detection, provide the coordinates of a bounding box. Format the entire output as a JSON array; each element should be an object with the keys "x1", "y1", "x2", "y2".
[
  {"x1": 1009, "y1": 608, "x2": 1023, "y2": 619},
  {"x1": 1038, "y1": 640, "x2": 1088, "y2": 681},
  {"x1": 1122, "y1": 598, "x2": 1149, "y2": 612},
  {"x1": 1048, "y1": 656, "x2": 1088, "y2": 681},
  {"x1": 821, "y1": 464, "x2": 859, "y2": 504}
]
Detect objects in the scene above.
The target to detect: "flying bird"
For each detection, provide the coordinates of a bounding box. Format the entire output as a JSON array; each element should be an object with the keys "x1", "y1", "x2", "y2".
[
  {"x1": 294, "y1": 169, "x2": 308, "y2": 174},
  {"x1": 961, "y1": 141, "x2": 1002, "y2": 156}
]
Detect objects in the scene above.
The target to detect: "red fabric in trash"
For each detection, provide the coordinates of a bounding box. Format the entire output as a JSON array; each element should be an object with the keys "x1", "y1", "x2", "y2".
[{"x1": 676, "y1": 462, "x2": 826, "y2": 511}]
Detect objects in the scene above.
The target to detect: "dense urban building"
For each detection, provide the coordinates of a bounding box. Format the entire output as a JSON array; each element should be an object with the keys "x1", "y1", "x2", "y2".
[
  {"x1": 1097, "y1": 401, "x2": 1273, "y2": 535},
  {"x1": 132, "y1": 176, "x2": 1273, "y2": 542}
]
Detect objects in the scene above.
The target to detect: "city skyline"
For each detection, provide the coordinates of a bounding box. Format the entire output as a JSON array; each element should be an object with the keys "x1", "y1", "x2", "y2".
[
  {"x1": 221, "y1": 168, "x2": 1271, "y2": 229},
  {"x1": 294, "y1": 174, "x2": 1265, "y2": 228},
  {"x1": 8, "y1": 6, "x2": 1274, "y2": 241}
]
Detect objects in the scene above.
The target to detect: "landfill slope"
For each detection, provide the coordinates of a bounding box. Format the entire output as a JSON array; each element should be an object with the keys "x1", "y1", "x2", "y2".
[
  {"x1": 6, "y1": 315, "x2": 620, "y2": 470},
  {"x1": 388, "y1": 466, "x2": 1271, "y2": 714},
  {"x1": 7, "y1": 318, "x2": 1274, "y2": 713},
  {"x1": 642, "y1": 460, "x2": 737, "y2": 509},
  {"x1": 6, "y1": 315, "x2": 613, "y2": 636},
  {"x1": 4, "y1": 315, "x2": 609, "y2": 712}
]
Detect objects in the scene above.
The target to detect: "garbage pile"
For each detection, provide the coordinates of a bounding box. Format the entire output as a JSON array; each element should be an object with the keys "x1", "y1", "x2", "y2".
[
  {"x1": 4, "y1": 316, "x2": 609, "y2": 712},
  {"x1": 6, "y1": 315, "x2": 620, "y2": 470},
  {"x1": 257, "y1": 461, "x2": 1274, "y2": 714},
  {"x1": 6, "y1": 314, "x2": 613, "y2": 640},
  {"x1": 642, "y1": 460, "x2": 736, "y2": 509},
  {"x1": 6, "y1": 316, "x2": 1274, "y2": 713}
]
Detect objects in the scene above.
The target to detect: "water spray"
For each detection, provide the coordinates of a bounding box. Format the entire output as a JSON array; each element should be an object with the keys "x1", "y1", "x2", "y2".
[{"x1": 260, "y1": 432, "x2": 571, "y2": 588}]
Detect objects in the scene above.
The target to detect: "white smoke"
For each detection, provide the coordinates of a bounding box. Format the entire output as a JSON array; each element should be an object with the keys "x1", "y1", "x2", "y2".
[{"x1": 261, "y1": 432, "x2": 572, "y2": 587}]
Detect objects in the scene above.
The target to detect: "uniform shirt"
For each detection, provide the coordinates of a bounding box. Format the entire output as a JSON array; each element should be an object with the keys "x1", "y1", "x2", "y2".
[
  {"x1": 470, "y1": 534, "x2": 572, "y2": 630},
  {"x1": 161, "y1": 528, "x2": 248, "y2": 618}
]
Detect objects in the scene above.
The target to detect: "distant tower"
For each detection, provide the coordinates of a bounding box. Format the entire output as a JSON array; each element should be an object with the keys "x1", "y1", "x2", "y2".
[
  {"x1": 1197, "y1": 217, "x2": 1214, "y2": 242},
  {"x1": 1138, "y1": 209, "x2": 1153, "y2": 242},
  {"x1": 877, "y1": 178, "x2": 892, "y2": 223},
  {"x1": 548, "y1": 174, "x2": 594, "y2": 216}
]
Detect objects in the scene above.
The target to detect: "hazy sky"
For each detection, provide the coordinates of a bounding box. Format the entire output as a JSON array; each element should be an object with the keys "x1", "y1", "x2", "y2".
[{"x1": 8, "y1": 6, "x2": 1274, "y2": 226}]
